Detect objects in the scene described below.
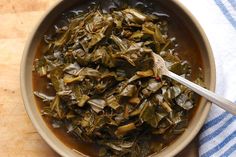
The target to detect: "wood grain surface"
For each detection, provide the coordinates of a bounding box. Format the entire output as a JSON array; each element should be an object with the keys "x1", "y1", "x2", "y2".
[
  {"x1": 0, "y1": 0, "x2": 198, "y2": 156},
  {"x1": 0, "y1": 0, "x2": 59, "y2": 156}
]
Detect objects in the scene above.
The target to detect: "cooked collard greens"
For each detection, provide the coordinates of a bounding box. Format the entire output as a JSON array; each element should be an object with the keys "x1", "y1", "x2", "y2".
[{"x1": 33, "y1": 5, "x2": 201, "y2": 157}]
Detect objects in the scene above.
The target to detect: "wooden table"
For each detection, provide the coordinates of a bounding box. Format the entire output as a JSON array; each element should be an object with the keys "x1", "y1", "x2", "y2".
[{"x1": 0, "y1": 0, "x2": 198, "y2": 156}]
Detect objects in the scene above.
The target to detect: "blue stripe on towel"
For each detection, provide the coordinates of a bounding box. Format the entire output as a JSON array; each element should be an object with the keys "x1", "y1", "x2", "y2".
[
  {"x1": 228, "y1": 0, "x2": 236, "y2": 10},
  {"x1": 201, "y1": 112, "x2": 229, "y2": 132},
  {"x1": 202, "y1": 130, "x2": 236, "y2": 157},
  {"x1": 220, "y1": 143, "x2": 236, "y2": 157},
  {"x1": 214, "y1": 0, "x2": 236, "y2": 29},
  {"x1": 200, "y1": 116, "x2": 236, "y2": 145}
]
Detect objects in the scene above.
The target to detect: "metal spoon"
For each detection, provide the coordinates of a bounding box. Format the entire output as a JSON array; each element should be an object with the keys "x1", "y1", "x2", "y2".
[{"x1": 152, "y1": 52, "x2": 236, "y2": 115}]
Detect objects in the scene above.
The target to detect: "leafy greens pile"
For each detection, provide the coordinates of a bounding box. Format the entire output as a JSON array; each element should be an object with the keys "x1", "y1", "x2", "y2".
[{"x1": 34, "y1": 6, "x2": 199, "y2": 157}]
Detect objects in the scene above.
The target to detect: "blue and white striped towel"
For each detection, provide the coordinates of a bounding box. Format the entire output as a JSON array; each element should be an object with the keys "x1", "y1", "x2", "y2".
[{"x1": 180, "y1": 0, "x2": 236, "y2": 156}]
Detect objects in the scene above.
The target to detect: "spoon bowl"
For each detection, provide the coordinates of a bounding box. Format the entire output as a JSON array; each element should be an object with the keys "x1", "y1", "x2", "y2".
[{"x1": 151, "y1": 52, "x2": 236, "y2": 115}]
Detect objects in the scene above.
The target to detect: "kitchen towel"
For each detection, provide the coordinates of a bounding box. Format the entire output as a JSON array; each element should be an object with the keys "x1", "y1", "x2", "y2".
[{"x1": 180, "y1": 0, "x2": 236, "y2": 156}]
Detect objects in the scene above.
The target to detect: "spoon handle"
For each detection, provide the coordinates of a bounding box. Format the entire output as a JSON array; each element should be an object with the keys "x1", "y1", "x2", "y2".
[{"x1": 167, "y1": 71, "x2": 236, "y2": 115}]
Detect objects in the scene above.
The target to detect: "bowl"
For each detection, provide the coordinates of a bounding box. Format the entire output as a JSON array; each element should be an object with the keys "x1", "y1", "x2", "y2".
[{"x1": 20, "y1": 0, "x2": 216, "y2": 156}]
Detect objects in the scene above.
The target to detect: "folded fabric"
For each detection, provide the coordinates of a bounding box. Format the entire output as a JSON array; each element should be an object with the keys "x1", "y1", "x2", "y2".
[{"x1": 180, "y1": 0, "x2": 236, "y2": 156}]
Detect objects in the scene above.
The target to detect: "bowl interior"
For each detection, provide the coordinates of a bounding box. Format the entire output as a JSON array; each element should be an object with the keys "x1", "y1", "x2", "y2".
[{"x1": 21, "y1": 0, "x2": 215, "y2": 157}]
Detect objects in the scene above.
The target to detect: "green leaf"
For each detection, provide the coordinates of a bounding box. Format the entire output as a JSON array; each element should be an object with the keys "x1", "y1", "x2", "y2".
[{"x1": 88, "y1": 99, "x2": 106, "y2": 113}]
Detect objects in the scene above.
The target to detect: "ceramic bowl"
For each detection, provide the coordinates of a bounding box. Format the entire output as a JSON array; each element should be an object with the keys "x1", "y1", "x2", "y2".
[{"x1": 21, "y1": 0, "x2": 216, "y2": 156}]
